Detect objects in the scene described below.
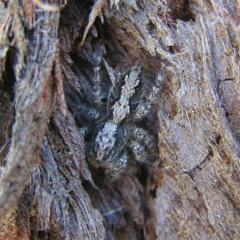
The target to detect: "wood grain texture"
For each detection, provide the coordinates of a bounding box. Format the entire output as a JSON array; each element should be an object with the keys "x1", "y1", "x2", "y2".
[{"x1": 0, "y1": 0, "x2": 239, "y2": 239}]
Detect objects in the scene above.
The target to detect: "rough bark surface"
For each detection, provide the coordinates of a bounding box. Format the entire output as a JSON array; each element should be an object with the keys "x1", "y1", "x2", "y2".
[{"x1": 0, "y1": 0, "x2": 239, "y2": 239}]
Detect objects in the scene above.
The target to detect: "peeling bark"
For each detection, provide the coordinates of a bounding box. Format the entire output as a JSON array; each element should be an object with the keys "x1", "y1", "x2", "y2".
[{"x1": 0, "y1": 0, "x2": 240, "y2": 239}]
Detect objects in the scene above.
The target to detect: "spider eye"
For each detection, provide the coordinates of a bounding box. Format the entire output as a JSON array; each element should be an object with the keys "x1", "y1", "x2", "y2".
[
  {"x1": 101, "y1": 98, "x2": 108, "y2": 103},
  {"x1": 78, "y1": 106, "x2": 83, "y2": 112}
]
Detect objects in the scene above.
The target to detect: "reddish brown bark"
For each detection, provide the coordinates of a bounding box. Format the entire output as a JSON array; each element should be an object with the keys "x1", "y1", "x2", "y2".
[{"x1": 0, "y1": 0, "x2": 240, "y2": 239}]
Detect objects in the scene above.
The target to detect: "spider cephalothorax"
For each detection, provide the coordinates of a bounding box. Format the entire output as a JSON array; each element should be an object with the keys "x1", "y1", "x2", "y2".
[{"x1": 65, "y1": 57, "x2": 162, "y2": 178}]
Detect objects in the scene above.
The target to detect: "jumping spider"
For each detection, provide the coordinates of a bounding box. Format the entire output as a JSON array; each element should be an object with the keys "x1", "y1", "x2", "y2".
[{"x1": 65, "y1": 58, "x2": 161, "y2": 178}]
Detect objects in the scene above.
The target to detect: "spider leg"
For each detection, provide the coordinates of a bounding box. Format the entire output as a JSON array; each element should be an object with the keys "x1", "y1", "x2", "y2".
[
  {"x1": 105, "y1": 152, "x2": 128, "y2": 178},
  {"x1": 92, "y1": 65, "x2": 103, "y2": 105},
  {"x1": 132, "y1": 85, "x2": 160, "y2": 121},
  {"x1": 88, "y1": 43, "x2": 108, "y2": 106},
  {"x1": 126, "y1": 69, "x2": 162, "y2": 122},
  {"x1": 128, "y1": 127, "x2": 158, "y2": 163},
  {"x1": 129, "y1": 141, "x2": 149, "y2": 163}
]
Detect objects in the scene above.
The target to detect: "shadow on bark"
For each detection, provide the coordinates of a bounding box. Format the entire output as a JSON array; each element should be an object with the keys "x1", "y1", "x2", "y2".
[{"x1": 0, "y1": 0, "x2": 240, "y2": 239}]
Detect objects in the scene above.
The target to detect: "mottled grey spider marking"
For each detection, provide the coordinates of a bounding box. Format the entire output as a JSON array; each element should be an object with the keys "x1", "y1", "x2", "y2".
[
  {"x1": 65, "y1": 55, "x2": 161, "y2": 178},
  {"x1": 88, "y1": 63, "x2": 161, "y2": 178}
]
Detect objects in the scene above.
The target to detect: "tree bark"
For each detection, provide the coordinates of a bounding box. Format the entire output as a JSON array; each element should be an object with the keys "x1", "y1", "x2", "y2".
[{"x1": 0, "y1": 0, "x2": 240, "y2": 239}]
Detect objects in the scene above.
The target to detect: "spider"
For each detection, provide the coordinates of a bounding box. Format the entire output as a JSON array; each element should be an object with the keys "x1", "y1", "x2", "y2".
[{"x1": 65, "y1": 50, "x2": 161, "y2": 178}]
